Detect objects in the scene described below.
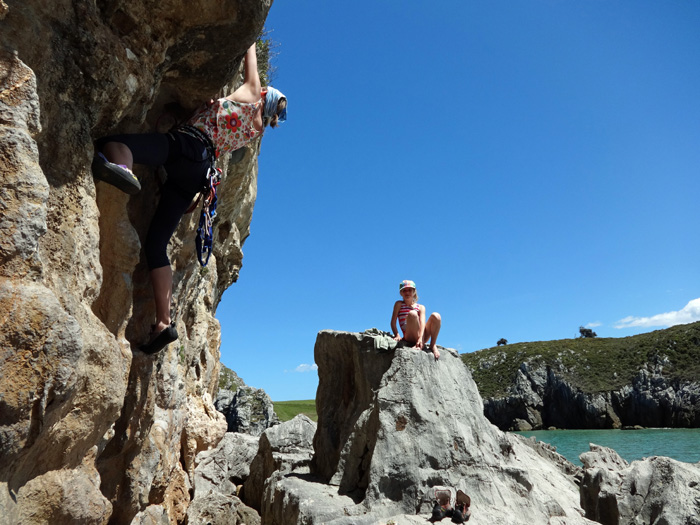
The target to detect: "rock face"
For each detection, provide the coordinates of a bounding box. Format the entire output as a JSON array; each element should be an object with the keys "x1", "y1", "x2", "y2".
[
  {"x1": 244, "y1": 414, "x2": 316, "y2": 512},
  {"x1": 481, "y1": 360, "x2": 700, "y2": 431},
  {"x1": 260, "y1": 330, "x2": 595, "y2": 525},
  {"x1": 0, "y1": 1, "x2": 270, "y2": 522},
  {"x1": 464, "y1": 325, "x2": 700, "y2": 430},
  {"x1": 188, "y1": 432, "x2": 261, "y2": 525},
  {"x1": 579, "y1": 444, "x2": 700, "y2": 524},
  {"x1": 215, "y1": 385, "x2": 280, "y2": 436}
]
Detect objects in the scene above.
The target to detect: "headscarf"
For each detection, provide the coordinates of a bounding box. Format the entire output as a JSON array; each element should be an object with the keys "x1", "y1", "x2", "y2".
[{"x1": 263, "y1": 87, "x2": 287, "y2": 123}]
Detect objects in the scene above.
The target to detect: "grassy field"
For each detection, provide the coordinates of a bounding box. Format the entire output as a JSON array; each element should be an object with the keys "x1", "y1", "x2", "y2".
[
  {"x1": 462, "y1": 321, "x2": 700, "y2": 398},
  {"x1": 273, "y1": 400, "x2": 318, "y2": 422}
]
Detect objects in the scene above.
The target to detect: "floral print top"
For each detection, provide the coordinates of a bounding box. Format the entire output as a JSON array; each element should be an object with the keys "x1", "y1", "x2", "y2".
[{"x1": 188, "y1": 97, "x2": 262, "y2": 157}]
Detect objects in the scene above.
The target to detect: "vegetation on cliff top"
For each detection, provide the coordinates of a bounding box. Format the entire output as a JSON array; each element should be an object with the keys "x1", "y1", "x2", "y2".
[{"x1": 461, "y1": 322, "x2": 700, "y2": 398}]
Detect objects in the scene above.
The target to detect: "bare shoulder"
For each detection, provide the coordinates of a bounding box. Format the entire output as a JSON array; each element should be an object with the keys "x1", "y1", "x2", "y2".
[{"x1": 226, "y1": 84, "x2": 261, "y2": 105}]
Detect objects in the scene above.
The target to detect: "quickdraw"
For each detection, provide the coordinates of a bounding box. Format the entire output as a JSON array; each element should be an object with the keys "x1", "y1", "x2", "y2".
[{"x1": 195, "y1": 166, "x2": 221, "y2": 267}]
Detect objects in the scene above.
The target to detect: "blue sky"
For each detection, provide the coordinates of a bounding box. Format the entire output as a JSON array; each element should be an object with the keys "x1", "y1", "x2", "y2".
[{"x1": 217, "y1": 1, "x2": 700, "y2": 401}]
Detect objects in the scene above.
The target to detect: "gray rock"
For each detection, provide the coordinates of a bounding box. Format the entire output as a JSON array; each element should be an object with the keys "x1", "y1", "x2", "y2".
[
  {"x1": 193, "y1": 432, "x2": 260, "y2": 497},
  {"x1": 579, "y1": 444, "x2": 700, "y2": 524},
  {"x1": 266, "y1": 329, "x2": 594, "y2": 524},
  {"x1": 215, "y1": 385, "x2": 280, "y2": 436},
  {"x1": 243, "y1": 414, "x2": 316, "y2": 512},
  {"x1": 186, "y1": 491, "x2": 260, "y2": 525}
]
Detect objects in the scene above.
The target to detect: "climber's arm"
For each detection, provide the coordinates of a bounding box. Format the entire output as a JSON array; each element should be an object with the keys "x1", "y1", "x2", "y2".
[{"x1": 228, "y1": 43, "x2": 262, "y2": 104}]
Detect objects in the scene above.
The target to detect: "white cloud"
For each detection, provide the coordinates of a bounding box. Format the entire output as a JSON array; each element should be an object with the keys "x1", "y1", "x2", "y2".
[
  {"x1": 292, "y1": 363, "x2": 318, "y2": 373},
  {"x1": 614, "y1": 298, "x2": 700, "y2": 329},
  {"x1": 585, "y1": 322, "x2": 602, "y2": 328}
]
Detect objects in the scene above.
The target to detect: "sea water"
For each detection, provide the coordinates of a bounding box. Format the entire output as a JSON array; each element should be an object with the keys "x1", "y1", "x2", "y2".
[{"x1": 514, "y1": 428, "x2": 700, "y2": 466}]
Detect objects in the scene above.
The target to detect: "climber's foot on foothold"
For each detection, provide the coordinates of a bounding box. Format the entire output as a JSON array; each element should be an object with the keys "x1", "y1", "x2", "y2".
[
  {"x1": 139, "y1": 323, "x2": 178, "y2": 355},
  {"x1": 92, "y1": 153, "x2": 141, "y2": 194}
]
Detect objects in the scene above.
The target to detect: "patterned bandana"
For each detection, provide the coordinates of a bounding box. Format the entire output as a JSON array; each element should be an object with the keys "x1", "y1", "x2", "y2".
[{"x1": 263, "y1": 87, "x2": 287, "y2": 123}]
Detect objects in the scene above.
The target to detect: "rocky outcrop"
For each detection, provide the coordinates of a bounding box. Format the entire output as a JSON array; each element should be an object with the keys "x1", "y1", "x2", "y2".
[
  {"x1": 464, "y1": 325, "x2": 700, "y2": 430},
  {"x1": 244, "y1": 414, "x2": 316, "y2": 512},
  {"x1": 215, "y1": 385, "x2": 280, "y2": 436},
  {"x1": 579, "y1": 444, "x2": 700, "y2": 524},
  {"x1": 188, "y1": 432, "x2": 261, "y2": 525},
  {"x1": 259, "y1": 330, "x2": 595, "y2": 524},
  {"x1": 187, "y1": 415, "x2": 316, "y2": 525},
  {"x1": 1, "y1": 0, "x2": 270, "y2": 522},
  {"x1": 481, "y1": 360, "x2": 700, "y2": 431}
]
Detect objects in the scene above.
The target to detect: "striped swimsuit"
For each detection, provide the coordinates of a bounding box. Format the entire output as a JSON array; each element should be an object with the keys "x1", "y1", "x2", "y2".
[{"x1": 398, "y1": 302, "x2": 421, "y2": 334}]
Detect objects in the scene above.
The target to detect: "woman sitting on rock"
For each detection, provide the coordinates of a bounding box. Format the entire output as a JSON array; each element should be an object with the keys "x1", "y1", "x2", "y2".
[
  {"x1": 92, "y1": 42, "x2": 288, "y2": 354},
  {"x1": 391, "y1": 280, "x2": 442, "y2": 360}
]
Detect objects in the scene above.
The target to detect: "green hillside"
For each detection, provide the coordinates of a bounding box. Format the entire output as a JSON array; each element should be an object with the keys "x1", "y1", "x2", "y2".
[
  {"x1": 461, "y1": 322, "x2": 700, "y2": 399},
  {"x1": 273, "y1": 399, "x2": 318, "y2": 422}
]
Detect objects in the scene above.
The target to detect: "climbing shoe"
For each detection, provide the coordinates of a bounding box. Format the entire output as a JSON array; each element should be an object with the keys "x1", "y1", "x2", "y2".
[
  {"x1": 92, "y1": 153, "x2": 141, "y2": 194},
  {"x1": 139, "y1": 323, "x2": 178, "y2": 355}
]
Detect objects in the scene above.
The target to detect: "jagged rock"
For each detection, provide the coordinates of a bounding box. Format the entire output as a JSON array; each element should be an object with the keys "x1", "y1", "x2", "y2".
[
  {"x1": 186, "y1": 491, "x2": 261, "y2": 525},
  {"x1": 219, "y1": 364, "x2": 247, "y2": 391},
  {"x1": 193, "y1": 432, "x2": 259, "y2": 497},
  {"x1": 215, "y1": 385, "x2": 280, "y2": 436},
  {"x1": 0, "y1": 453, "x2": 112, "y2": 525},
  {"x1": 467, "y1": 326, "x2": 700, "y2": 430},
  {"x1": 131, "y1": 505, "x2": 169, "y2": 525},
  {"x1": 243, "y1": 414, "x2": 316, "y2": 512},
  {"x1": 579, "y1": 444, "x2": 700, "y2": 524},
  {"x1": 263, "y1": 330, "x2": 595, "y2": 525},
  {"x1": 1, "y1": 0, "x2": 270, "y2": 521}
]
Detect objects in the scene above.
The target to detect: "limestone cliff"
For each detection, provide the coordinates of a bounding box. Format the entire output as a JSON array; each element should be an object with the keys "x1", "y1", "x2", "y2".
[
  {"x1": 463, "y1": 323, "x2": 700, "y2": 430},
  {"x1": 258, "y1": 330, "x2": 594, "y2": 524},
  {"x1": 0, "y1": 1, "x2": 270, "y2": 523}
]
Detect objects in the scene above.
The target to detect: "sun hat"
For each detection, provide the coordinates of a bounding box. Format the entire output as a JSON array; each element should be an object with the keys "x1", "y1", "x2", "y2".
[{"x1": 399, "y1": 280, "x2": 416, "y2": 291}]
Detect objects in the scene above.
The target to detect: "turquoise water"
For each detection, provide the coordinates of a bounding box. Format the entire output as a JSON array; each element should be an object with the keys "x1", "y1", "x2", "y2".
[{"x1": 514, "y1": 428, "x2": 700, "y2": 466}]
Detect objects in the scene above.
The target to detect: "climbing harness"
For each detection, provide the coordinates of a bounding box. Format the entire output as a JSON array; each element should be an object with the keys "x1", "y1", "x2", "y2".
[{"x1": 176, "y1": 124, "x2": 221, "y2": 267}]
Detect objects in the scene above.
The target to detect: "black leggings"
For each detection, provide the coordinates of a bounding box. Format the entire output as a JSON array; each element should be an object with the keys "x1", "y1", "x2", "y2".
[{"x1": 96, "y1": 132, "x2": 211, "y2": 269}]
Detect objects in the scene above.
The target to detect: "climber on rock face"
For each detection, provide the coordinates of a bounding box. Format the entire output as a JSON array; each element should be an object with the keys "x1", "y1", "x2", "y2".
[
  {"x1": 92, "y1": 41, "x2": 288, "y2": 355},
  {"x1": 390, "y1": 279, "x2": 442, "y2": 360}
]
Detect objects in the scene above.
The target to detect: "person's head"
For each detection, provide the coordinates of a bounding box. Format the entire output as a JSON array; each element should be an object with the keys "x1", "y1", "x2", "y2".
[
  {"x1": 399, "y1": 279, "x2": 418, "y2": 302},
  {"x1": 263, "y1": 87, "x2": 287, "y2": 128}
]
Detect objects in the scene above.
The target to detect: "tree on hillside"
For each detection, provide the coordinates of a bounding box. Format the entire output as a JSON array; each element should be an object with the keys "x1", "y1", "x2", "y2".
[
  {"x1": 579, "y1": 326, "x2": 597, "y2": 338},
  {"x1": 497, "y1": 338, "x2": 508, "y2": 346}
]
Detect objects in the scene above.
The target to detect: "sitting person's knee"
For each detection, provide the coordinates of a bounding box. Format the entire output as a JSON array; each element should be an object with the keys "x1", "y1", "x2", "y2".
[{"x1": 431, "y1": 312, "x2": 441, "y2": 323}]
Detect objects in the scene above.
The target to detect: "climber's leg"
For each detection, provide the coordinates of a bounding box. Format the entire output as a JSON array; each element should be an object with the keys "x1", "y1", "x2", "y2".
[
  {"x1": 101, "y1": 141, "x2": 134, "y2": 170},
  {"x1": 93, "y1": 133, "x2": 170, "y2": 194},
  {"x1": 150, "y1": 265, "x2": 173, "y2": 333},
  {"x1": 95, "y1": 133, "x2": 170, "y2": 167}
]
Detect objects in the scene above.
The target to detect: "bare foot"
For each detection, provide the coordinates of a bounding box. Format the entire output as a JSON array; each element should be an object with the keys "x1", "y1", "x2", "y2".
[{"x1": 431, "y1": 346, "x2": 440, "y2": 360}]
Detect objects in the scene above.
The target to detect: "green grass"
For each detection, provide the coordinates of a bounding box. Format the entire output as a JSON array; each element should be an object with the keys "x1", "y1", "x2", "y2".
[
  {"x1": 273, "y1": 400, "x2": 317, "y2": 422},
  {"x1": 461, "y1": 322, "x2": 700, "y2": 398}
]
